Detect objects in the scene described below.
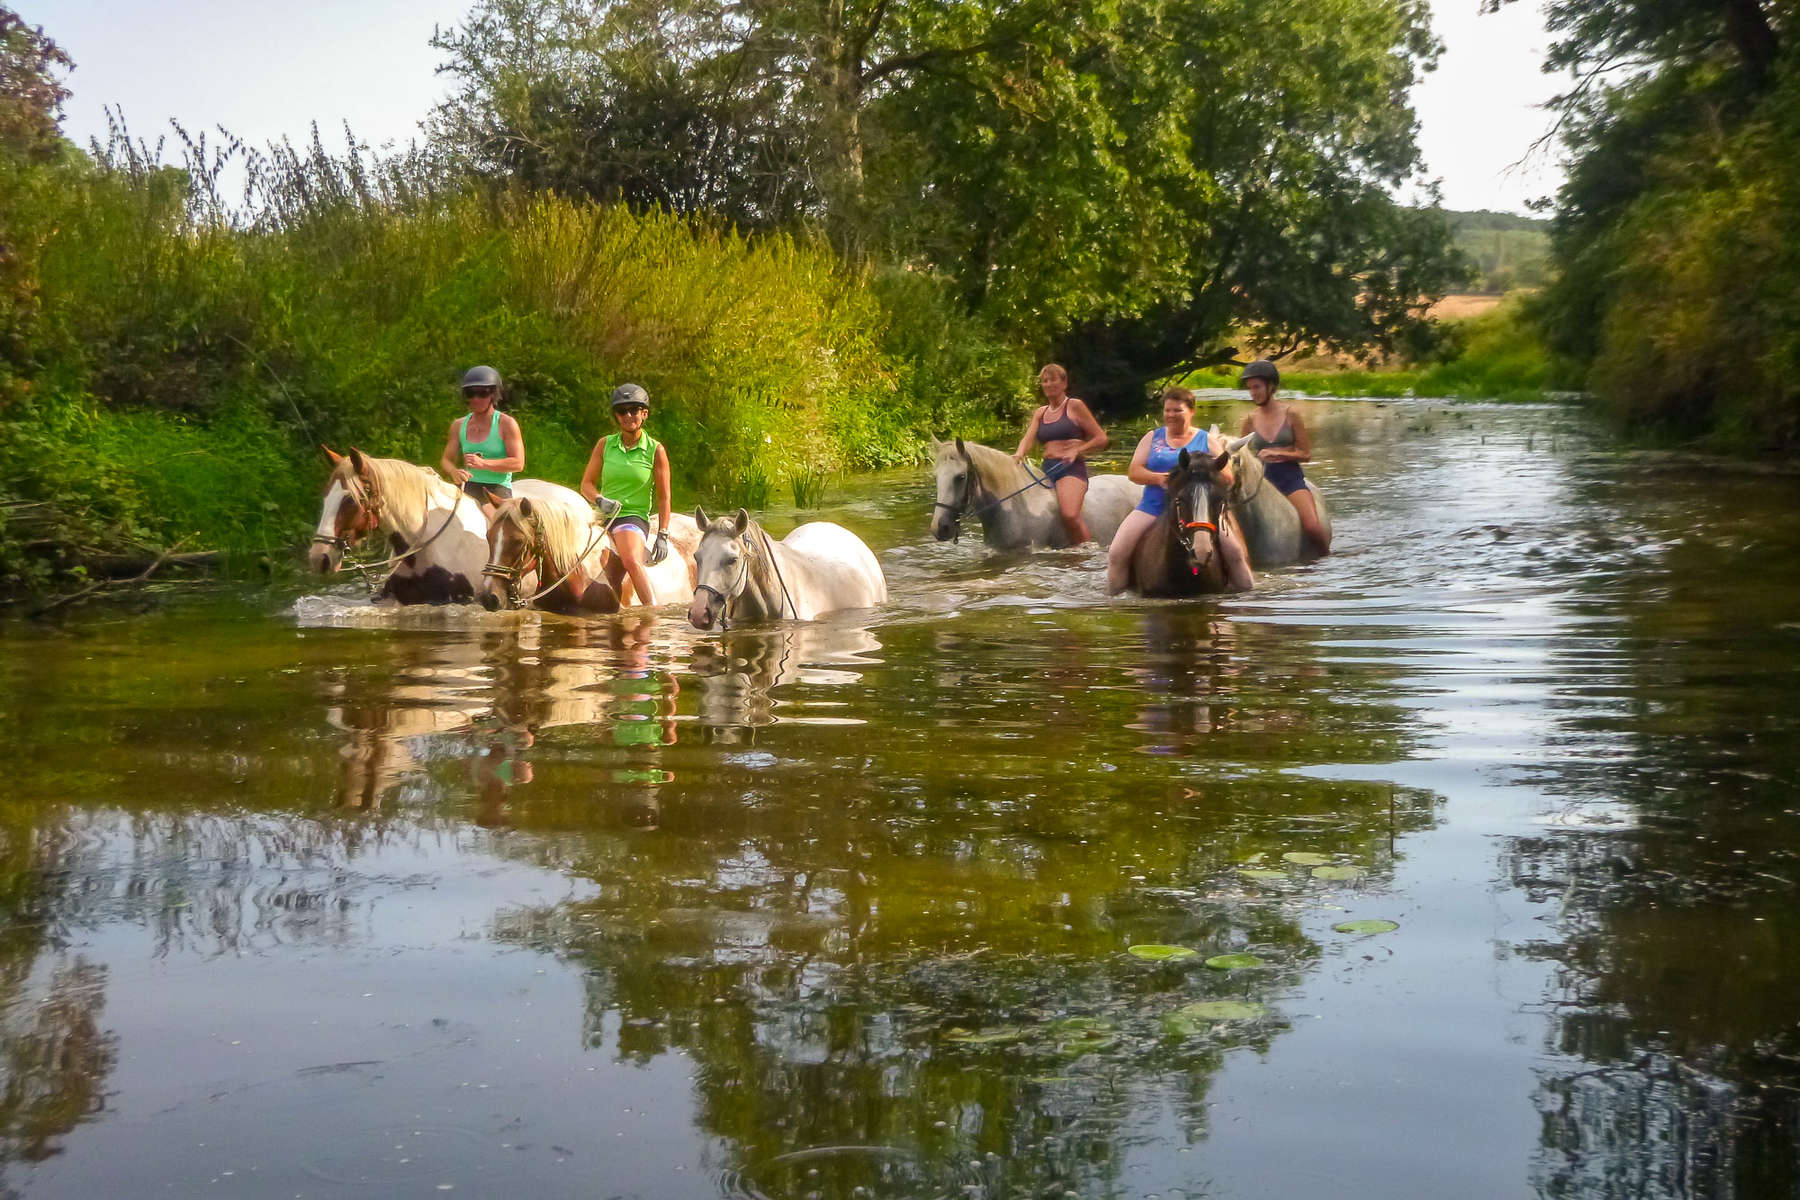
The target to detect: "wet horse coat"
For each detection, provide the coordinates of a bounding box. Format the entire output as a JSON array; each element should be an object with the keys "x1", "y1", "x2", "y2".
[
  {"x1": 929, "y1": 438, "x2": 1136, "y2": 549},
  {"x1": 1223, "y1": 437, "x2": 1333, "y2": 567}
]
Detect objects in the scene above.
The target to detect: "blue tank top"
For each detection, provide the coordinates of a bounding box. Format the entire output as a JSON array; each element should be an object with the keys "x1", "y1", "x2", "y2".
[{"x1": 1136, "y1": 427, "x2": 1205, "y2": 516}]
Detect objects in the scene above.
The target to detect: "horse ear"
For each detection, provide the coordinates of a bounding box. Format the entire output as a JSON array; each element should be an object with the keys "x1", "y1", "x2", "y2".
[
  {"x1": 694, "y1": 505, "x2": 710, "y2": 528},
  {"x1": 519, "y1": 497, "x2": 534, "y2": 518},
  {"x1": 954, "y1": 436, "x2": 966, "y2": 456},
  {"x1": 1178, "y1": 448, "x2": 1191, "y2": 469},
  {"x1": 732, "y1": 508, "x2": 749, "y2": 536},
  {"x1": 348, "y1": 447, "x2": 369, "y2": 477},
  {"x1": 321, "y1": 444, "x2": 342, "y2": 464},
  {"x1": 1212, "y1": 449, "x2": 1230, "y2": 471}
]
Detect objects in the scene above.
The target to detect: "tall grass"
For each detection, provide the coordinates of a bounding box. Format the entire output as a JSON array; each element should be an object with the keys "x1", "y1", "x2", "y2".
[{"x1": 0, "y1": 124, "x2": 1031, "y2": 586}]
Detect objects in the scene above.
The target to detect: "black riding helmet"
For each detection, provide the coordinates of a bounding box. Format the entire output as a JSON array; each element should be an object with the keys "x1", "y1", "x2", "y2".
[
  {"x1": 462, "y1": 365, "x2": 502, "y2": 391},
  {"x1": 1239, "y1": 359, "x2": 1279, "y2": 387},
  {"x1": 611, "y1": 383, "x2": 650, "y2": 412}
]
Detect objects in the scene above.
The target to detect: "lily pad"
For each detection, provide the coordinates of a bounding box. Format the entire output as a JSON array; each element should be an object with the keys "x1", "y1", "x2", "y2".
[
  {"x1": 1282, "y1": 852, "x2": 1332, "y2": 866},
  {"x1": 1311, "y1": 865, "x2": 1364, "y2": 882},
  {"x1": 1204, "y1": 953, "x2": 1265, "y2": 970},
  {"x1": 1128, "y1": 944, "x2": 1199, "y2": 961},
  {"x1": 1332, "y1": 919, "x2": 1399, "y2": 935},
  {"x1": 1236, "y1": 869, "x2": 1287, "y2": 883}
]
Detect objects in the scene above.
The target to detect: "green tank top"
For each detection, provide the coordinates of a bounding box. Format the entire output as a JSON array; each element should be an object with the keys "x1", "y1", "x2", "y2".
[
  {"x1": 601, "y1": 432, "x2": 659, "y2": 520},
  {"x1": 460, "y1": 414, "x2": 513, "y2": 485}
]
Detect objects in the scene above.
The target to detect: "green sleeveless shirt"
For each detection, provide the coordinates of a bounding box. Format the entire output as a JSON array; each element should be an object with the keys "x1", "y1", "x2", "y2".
[
  {"x1": 459, "y1": 414, "x2": 513, "y2": 485},
  {"x1": 601, "y1": 432, "x2": 659, "y2": 520}
]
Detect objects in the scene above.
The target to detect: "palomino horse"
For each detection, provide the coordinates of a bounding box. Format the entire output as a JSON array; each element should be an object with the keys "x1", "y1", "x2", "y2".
[
  {"x1": 310, "y1": 448, "x2": 489, "y2": 604},
  {"x1": 687, "y1": 507, "x2": 886, "y2": 629},
  {"x1": 1224, "y1": 436, "x2": 1334, "y2": 566},
  {"x1": 929, "y1": 438, "x2": 1136, "y2": 549},
  {"x1": 1126, "y1": 445, "x2": 1244, "y2": 597},
  {"x1": 481, "y1": 483, "x2": 700, "y2": 613}
]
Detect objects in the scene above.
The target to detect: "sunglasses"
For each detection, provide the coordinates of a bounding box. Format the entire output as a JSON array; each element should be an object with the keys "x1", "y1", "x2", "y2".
[
  {"x1": 463, "y1": 387, "x2": 497, "y2": 399},
  {"x1": 615, "y1": 406, "x2": 647, "y2": 416}
]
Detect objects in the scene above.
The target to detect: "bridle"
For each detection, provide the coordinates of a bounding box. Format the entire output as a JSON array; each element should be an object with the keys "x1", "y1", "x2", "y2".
[
  {"x1": 694, "y1": 527, "x2": 796, "y2": 631},
  {"x1": 482, "y1": 508, "x2": 610, "y2": 609},
  {"x1": 933, "y1": 455, "x2": 1053, "y2": 543},
  {"x1": 311, "y1": 471, "x2": 470, "y2": 599},
  {"x1": 1172, "y1": 472, "x2": 1225, "y2": 574}
]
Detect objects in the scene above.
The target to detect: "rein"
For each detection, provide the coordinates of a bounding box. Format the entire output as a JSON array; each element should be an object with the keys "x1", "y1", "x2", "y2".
[
  {"x1": 314, "y1": 478, "x2": 466, "y2": 598},
  {"x1": 698, "y1": 524, "x2": 797, "y2": 630},
  {"x1": 484, "y1": 509, "x2": 616, "y2": 609},
  {"x1": 934, "y1": 457, "x2": 1054, "y2": 543}
]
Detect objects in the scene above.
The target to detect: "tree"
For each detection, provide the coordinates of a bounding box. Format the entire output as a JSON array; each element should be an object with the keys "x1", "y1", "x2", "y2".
[{"x1": 0, "y1": 8, "x2": 71, "y2": 162}]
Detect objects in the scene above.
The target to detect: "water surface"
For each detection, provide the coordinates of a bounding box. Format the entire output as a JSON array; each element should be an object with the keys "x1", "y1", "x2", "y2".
[{"x1": 2, "y1": 399, "x2": 1797, "y2": 1199}]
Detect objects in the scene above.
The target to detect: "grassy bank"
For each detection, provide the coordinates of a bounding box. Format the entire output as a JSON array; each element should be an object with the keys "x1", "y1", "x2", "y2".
[
  {"x1": 1185, "y1": 296, "x2": 1570, "y2": 403},
  {"x1": 0, "y1": 144, "x2": 1028, "y2": 591}
]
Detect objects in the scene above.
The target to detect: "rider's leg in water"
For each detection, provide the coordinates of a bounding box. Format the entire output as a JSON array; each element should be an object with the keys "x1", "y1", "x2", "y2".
[
  {"x1": 1287, "y1": 488, "x2": 1330, "y2": 556},
  {"x1": 612, "y1": 527, "x2": 656, "y2": 607},
  {"x1": 1221, "y1": 515, "x2": 1254, "y2": 591},
  {"x1": 1055, "y1": 476, "x2": 1092, "y2": 545},
  {"x1": 1106, "y1": 509, "x2": 1157, "y2": 593}
]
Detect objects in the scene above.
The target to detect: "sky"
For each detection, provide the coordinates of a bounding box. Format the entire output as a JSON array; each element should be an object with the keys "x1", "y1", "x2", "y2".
[{"x1": 32, "y1": 0, "x2": 1568, "y2": 215}]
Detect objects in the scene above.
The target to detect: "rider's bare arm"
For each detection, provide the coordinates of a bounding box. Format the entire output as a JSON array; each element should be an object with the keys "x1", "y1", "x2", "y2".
[
  {"x1": 1014, "y1": 407, "x2": 1045, "y2": 461},
  {"x1": 1125, "y1": 430, "x2": 1162, "y2": 487},
  {"x1": 1068, "y1": 399, "x2": 1108, "y2": 457},
  {"x1": 653, "y1": 444, "x2": 672, "y2": 529},
  {"x1": 578, "y1": 440, "x2": 606, "y2": 503},
  {"x1": 441, "y1": 420, "x2": 470, "y2": 484}
]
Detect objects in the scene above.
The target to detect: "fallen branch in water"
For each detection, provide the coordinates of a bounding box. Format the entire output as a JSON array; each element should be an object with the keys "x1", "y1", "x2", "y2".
[{"x1": 32, "y1": 537, "x2": 199, "y2": 617}]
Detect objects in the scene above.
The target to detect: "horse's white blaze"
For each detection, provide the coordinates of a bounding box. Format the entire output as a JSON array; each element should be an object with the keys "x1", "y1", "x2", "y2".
[{"x1": 308, "y1": 481, "x2": 351, "y2": 572}]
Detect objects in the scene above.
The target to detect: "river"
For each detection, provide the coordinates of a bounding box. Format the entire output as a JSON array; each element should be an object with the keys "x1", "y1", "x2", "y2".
[{"x1": 1, "y1": 397, "x2": 1796, "y2": 1199}]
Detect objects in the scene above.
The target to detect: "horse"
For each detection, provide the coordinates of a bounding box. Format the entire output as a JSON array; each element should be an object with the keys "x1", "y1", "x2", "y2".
[
  {"x1": 687, "y1": 507, "x2": 886, "y2": 629},
  {"x1": 1223, "y1": 436, "x2": 1334, "y2": 566},
  {"x1": 310, "y1": 448, "x2": 490, "y2": 604},
  {"x1": 928, "y1": 438, "x2": 1137, "y2": 549},
  {"x1": 481, "y1": 483, "x2": 701, "y2": 614},
  {"x1": 1125, "y1": 445, "x2": 1242, "y2": 597}
]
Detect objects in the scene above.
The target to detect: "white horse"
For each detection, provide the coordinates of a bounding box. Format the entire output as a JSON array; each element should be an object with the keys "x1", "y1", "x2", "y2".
[
  {"x1": 310, "y1": 448, "x2": 491, "y2": 604},
  {"x1": 928, "y1": 438, "x2": 1136, "y2": 549},
  {"x1": 1223, "y1": 436, "x2": 1334, "y2": 567},
  {"x1": 482, "y1": 482, "x2": 700, "y2": 613},
  {"x1": 687, "y1": 507, "x2": 886, "y2": 629}
]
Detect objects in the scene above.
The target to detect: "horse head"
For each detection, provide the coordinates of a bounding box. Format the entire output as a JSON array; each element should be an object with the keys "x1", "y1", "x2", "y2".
[
  {"x1": 309, "y1": 447, "x2": 381, "y2": 574},
  {"x1": 688, "y1": 505, "x2": 754, "y2": 630},
  {"x1": 481, "y1": 496, "x2": 542, "y2": 611},
  {"x1": 1223, "y1": 433, "x2": 1265, "y2": 504},
  {"x1": 930, "y1": 437, "x2": 976, "y2": 542},
  {"x1": 1167, "y1": 444, "x2": 1232, "y2": 574}
]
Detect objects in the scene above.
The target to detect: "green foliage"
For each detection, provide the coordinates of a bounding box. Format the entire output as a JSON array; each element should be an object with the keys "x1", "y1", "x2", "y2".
[
  {"x1": 0, "y1": 130, "x2": 1021, "y2": 590},
  {"x1": 1444, "y1": 210, "x2": 1551, "y2": 293},
  {"x1": 1501, "y1": 0, "x2": 1800, "y2": 448}
]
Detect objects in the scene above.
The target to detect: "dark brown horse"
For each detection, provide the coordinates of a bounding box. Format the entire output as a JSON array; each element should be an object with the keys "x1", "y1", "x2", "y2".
[{"x1": 1128, "y1": 446, "x2": 1238, "y2": 597}]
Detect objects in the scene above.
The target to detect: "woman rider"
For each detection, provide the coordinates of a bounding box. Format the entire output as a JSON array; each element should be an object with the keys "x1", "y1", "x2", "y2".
[
  {"x1": 1237, "y1": 359, "x2": 1331, "y2": 556},
  {"x1": 579, "y1": 383, "x2": 673, "y2": 606},
  {"x1": 440, "y1": 365, "x2": 524, "y2": 518},
  {"x1": 1106, "y1": 388, "x2": 1253, "y2": 594},
  {"x1": 1014, "y1": 363, "x2": 1107, "y2": 545}
]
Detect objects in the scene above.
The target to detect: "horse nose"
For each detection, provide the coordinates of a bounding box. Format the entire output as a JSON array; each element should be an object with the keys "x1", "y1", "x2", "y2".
[
  {"x1": 308, "y1": 548, "x2": 337, "y2": 574},
  {"x1": 480, "y1": 590, "x2": 500, "y2": 612},
  {"x1": 931, "y1": 522, "x2": 953, "y2": 542},
  {"x1": 686, "y1": 595, "x2": 714, "y2": 630}
]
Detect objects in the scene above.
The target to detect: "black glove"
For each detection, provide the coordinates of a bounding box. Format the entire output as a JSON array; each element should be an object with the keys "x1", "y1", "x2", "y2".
[{"x1": 647, "y1": 531, "x2": 670, "y2": 566}]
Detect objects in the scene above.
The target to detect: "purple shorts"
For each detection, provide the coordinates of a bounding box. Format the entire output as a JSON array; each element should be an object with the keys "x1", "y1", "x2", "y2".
[{"x1": 1042, "y1": 457, "x2": 1089, "y2": 484}]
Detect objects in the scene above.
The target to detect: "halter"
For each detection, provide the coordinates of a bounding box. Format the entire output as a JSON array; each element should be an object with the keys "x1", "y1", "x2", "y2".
[
  {"x1": 933, "y1": 456, "x2": 1054, "y2": 543},
  {"x1": 695, "y1": 527, "x2": 795, "y2": 630}
]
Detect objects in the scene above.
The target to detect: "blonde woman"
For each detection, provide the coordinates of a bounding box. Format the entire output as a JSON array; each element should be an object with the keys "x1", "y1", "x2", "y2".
[{"x1": 1014, "y1": 363, "x2": 1107, "y2": 545}]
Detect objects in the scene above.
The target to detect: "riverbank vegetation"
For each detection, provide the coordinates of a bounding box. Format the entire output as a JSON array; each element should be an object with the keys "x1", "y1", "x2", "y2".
[
  {"x1": 2, "y1": 1, "x2": 1469, "y2": 592},
  {"x1": 1511, "y1": 0, "x2": 1800, "y2": 450}
]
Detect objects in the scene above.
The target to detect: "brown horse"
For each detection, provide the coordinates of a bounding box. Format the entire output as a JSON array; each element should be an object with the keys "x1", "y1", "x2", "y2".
[
  {"x1": 482, "y1": 493, "x2": 621, "y2": 615},
  {"x1": 1128, "y1": 446, "x2": 1240, "y2": 597}
]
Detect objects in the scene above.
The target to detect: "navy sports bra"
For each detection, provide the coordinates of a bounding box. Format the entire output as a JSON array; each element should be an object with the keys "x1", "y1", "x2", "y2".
[{"x1": 1036, "y1": 404, "x2": 1085, "y2": 446}]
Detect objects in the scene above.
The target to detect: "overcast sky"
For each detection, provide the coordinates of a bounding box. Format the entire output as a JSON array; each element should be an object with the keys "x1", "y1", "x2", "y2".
[{"x1": 34, "y1": 0, "x2": 1567, "y2": 214}]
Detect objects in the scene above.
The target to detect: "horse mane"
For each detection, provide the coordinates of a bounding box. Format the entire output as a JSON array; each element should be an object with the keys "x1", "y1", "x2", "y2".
[
  {"x1": 500, "y1": 491, "x2": 597, "y2": 577},
  {"x1": 942, "y1": 439, "x2": 1027, "y2": 489},
  {"x1": 334, "y1": 455, "x2": 454, "y2": 530}
]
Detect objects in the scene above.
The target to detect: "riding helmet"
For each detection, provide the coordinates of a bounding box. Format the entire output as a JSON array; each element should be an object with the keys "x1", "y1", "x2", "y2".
[
  {"x1": 461, "y1": 365, "x2": 502, "y2": 391},
  {"x1": 1239, "y1": 359, "x2": 1280, "y2": 387},
  {"x1": 611, "y1": 383, "x2": 651, "y2": 412}
]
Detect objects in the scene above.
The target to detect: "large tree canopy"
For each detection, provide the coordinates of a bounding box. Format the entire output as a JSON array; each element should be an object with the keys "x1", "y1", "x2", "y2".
[{"x1": 432, "y1": 0, "x2": 1462, "y2": 403}]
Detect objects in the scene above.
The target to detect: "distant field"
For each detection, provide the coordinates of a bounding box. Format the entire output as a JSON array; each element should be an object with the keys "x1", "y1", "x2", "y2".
[{"x1": 1426, "y1": 293, "x2": 1505, "y2": 320}]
